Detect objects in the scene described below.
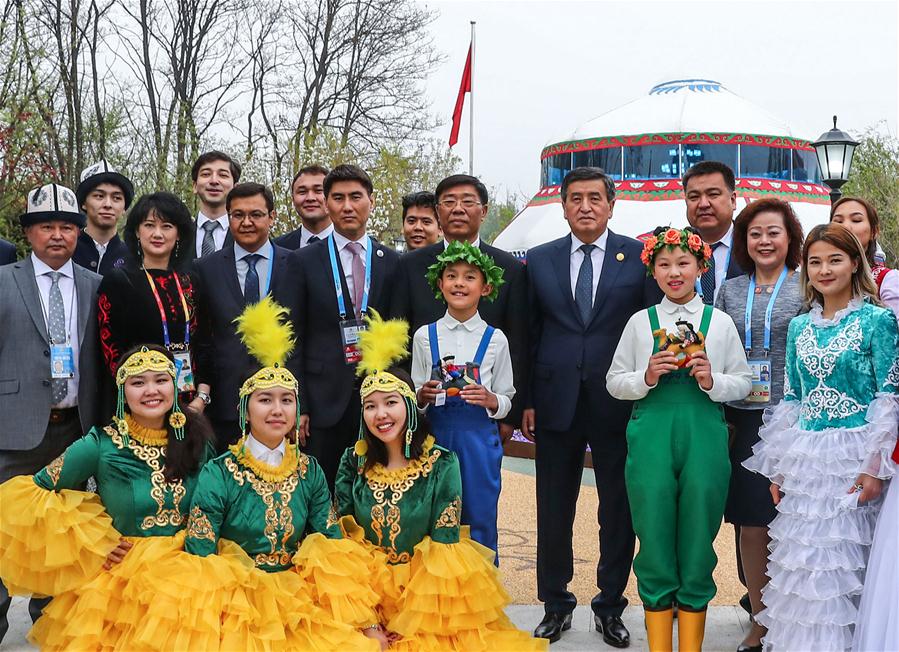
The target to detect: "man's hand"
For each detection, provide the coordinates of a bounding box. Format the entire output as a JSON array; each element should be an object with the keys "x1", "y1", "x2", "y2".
[
  {"x1": 521, "y1": 408, "x2": 536, "y2": 442},
  {"x1": 498, "y1": 422, "x2": 514, "y2": 444},
  {"x1": 297, "y1": 414, "x2": 310, "y2": 447},
  {"x1": 417, "y1": 380, "x2": 442, "y2": 408},
  {"x1": 686, "y1": 351, "x2": 713, "y2": 390},
  {"x1": 460, "y1": 383, "x2": 498, "y2": 412},
  {"x1": 645, "y1": 350, "x2": 678, "y2": 386},
  {"x1": 103, "y1": 538, "x2": 133, "y2": 570}
]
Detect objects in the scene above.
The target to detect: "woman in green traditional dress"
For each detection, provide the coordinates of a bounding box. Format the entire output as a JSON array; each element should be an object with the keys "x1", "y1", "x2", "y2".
[
  {"x1": 0, "y1": 344, "x2": 216, "y2": 650},
  {"x1": 333, "y1": 311, "x2": 547, "y2": 651}
]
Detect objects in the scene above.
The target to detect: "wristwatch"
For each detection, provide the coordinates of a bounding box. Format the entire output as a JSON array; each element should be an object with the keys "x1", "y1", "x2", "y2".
[{"x1": 196, "y1": 391, "x2": 212, "y2": 406}]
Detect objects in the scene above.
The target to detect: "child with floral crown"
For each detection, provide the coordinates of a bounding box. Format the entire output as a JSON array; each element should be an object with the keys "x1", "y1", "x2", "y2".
[
  {"x1": 411, "y1": 240, "x2": 511, "y2": 559},
  {"x1": 607, "y1": 226, "x2": 752, "y2": 651}
]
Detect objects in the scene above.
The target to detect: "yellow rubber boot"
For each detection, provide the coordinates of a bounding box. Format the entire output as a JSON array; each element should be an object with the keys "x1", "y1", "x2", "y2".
[
  {"x1": 677, "y1": 608, "x2": 707, "y2": 652},
  {"x1": 645, "y1": 607, "x2": 674, "y2": 652}
]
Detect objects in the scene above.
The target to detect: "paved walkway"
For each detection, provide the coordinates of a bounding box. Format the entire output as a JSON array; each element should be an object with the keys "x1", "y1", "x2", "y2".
[{"x1": 2, "y1": 598, "x2": 751, "y2": 651}]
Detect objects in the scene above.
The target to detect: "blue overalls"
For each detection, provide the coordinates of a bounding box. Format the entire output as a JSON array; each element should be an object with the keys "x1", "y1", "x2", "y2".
[{"x1": 427, "y1": 322, "x2": 504, "y2": 559}]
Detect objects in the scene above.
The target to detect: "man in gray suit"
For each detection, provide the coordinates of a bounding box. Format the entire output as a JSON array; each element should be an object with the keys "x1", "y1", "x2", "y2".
[{"x1": 0, "y1": 183, "x2": 102, "y2": 641}]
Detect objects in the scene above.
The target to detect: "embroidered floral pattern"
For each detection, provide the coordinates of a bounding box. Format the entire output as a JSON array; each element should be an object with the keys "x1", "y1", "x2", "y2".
[
  {"x1": 45, "y1": 453, "x2": 66, "y2": 487},
  {"x1": 186, "y1": 505, "x2": 216, "y2": 542},
  {"x1": 434, "y1": 496, "x2": 461, "y2": 529}
]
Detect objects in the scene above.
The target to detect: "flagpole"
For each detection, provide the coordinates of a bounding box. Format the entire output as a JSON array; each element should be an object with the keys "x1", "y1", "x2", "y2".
[{"x1": 469, "y1": 21, "x2": 475, "y2": 175}]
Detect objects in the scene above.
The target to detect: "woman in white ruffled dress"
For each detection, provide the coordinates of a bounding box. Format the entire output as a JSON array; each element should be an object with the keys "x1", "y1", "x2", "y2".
[{"x1": 744, "y1": 224, "x2": 899, "y2": 652}]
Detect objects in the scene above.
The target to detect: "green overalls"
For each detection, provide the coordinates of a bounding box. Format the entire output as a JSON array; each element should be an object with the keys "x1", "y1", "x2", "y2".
[{"x1": 624, "y1": 304, "x2": 730, "y2": 612}]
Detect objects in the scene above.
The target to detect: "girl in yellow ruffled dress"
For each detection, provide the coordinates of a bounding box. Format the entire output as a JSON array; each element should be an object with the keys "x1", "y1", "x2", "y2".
[
  {"x1": 0, "y1": 344, "x2": 217, "y2": 650},
  {"x1": 333, "y1": 312, "x2": 547, "y2": 651}
]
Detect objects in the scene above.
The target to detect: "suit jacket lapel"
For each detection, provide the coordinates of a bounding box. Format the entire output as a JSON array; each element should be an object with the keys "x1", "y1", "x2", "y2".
[
  {"x1": 588, "y1": 231, "x2": 626, "y2": 327},
  {"x1": 269, "y1": 246, "x2": 289, "y2": 294},
  {"x1": 14, "y1": 259, "x2": 50, "y2": 344},
  {"x1": 221, "y1": 247, "x2": 246, "y2": 307},
  {"x1": 551, "y1": 234, "x2": 580, "y2": 319},
  {"x1": 73, "y1": 266, "x2": 92, "y2": 345}
]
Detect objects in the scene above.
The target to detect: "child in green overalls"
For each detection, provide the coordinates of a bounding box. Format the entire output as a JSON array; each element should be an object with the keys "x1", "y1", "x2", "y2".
[{"x1": 606, "y1": 226, "x2": 752, "y2": 652}]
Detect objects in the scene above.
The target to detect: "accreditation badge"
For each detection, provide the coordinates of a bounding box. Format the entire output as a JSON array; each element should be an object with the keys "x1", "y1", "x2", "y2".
[
  {"x1": 747, "y1": 359, "x2": 771, "y2": 403},
  {"x1": 50, "y1": 345, "x2": 76, "y2": 379},
  {"x1": 339, "y1": 318, "x2": 366, "y2": 364},
  {"x1": 172, "y1": 350, "x2": 195, "y2": 393}
]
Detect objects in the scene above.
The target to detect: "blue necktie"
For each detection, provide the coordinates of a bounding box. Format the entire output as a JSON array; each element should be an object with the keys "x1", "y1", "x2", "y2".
[
  {"x1": 574, "y1": 244, "x2": 596, "y2": 323},
  {"x1": 700, "y1": 242, "x2": 721, "y2": 305},
  {"x1": 244, "y1": 254, "x2": 261, "y2": 303}
]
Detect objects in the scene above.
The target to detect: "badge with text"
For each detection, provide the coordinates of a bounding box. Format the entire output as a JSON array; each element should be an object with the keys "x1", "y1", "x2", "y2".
[
  {"x1": 340, "y1": 318, "x2": 366, "y2": 364},
  {"x1": 50, "y1": 345, "x2": 76, "y2": 379},
  {"x1": 173, "y1": 351, "x2": 196, "y2": 393},
  {"x1": 747, "y1": 359, "x2": 771, "y2": 403}
]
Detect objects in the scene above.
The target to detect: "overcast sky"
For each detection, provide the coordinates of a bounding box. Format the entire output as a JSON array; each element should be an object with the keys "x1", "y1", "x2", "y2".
[{"x1": 420, "y1": 0, "x2": 899, "y2": 201}]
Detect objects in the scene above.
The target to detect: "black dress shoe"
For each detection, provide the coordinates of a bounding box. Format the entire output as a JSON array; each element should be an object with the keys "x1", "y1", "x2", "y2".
[
  {"x1": 736, "y1": 644, "x2": 762, "y2": 652},
  {"x1": 594, "y1": 614, "x2": 630, "y2": 648},
  {"x1": 534, "y1": 612, "x2": 572, "y2": 643},
  {"x1": 739, "y1": 592, "x2": 752, "y2": 615}
]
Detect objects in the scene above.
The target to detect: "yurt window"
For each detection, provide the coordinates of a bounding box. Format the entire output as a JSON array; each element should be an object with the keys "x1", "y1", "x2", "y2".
[
  {"x1": 682, "y1": 144, "x2": 737, "y2": 174},
  {"x1": 572, "y1": 149, "x2": 622, "y2": 179},
  {"x1": 790, "y1": 149, "x2": 821, "y2": 183},
  {"x1": 623, "y1": 145, "x2": 681, "y2": 179},
  {"x1": 739, "y1": 145, "x2": 791, "y2": 180}
]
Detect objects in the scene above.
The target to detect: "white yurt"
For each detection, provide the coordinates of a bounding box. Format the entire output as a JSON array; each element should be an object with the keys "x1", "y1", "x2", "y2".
[{"x1": 494, "y1": 78, "x2": 831, "y2": 257}]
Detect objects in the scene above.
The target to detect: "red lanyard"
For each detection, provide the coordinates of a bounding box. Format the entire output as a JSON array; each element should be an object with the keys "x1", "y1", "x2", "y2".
[{"x1": 145, "y1": 271, "x2": 191, "y2": 348}]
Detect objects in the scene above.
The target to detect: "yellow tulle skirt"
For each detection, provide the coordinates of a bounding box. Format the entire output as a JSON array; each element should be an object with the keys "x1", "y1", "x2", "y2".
[{"x1": 341, "y1": 517, "x2": 548, "y2": 652}]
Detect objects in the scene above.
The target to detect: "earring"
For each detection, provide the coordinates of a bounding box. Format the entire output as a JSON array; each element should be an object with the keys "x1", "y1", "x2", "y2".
[
  {"x1": 174, "y1": 240, "x2": 180, "y2": 258},
  {"x1": 404, "y1": 427, "x2": 412, "y2": 459}
]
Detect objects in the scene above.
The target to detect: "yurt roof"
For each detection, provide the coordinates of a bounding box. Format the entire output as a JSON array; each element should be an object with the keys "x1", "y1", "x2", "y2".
[{"x1": 547, "y1": 79, "x2": 815, "y2": 148}]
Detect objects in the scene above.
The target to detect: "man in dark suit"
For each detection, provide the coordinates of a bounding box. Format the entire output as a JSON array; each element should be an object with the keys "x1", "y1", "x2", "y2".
[
  {"x1": 289, "y1": 164, "x2": 399, "y2": 488},
  {"x1": 72, "y1": 160, "x2": 133, "y2": 275},
  {"x1": 524, "y1": 167, "x2": 661, "y2": 647},
  {"x1": 388, "y1": 174, "x2": 527, "y2": 439},
  {"x1": 0, "y1": 183, "x2": 102, "y2": 642},
  {"x1": 191, "y1": 151, "x2": 239, "y2": 259},
  {"x1": 683, "y1": 161, "x2": 745, "y2": 304},
  {"x1": 194, "y1": 182, "x2": 293, "y2": 450},
  {"x1": 682, "y1": 160, "x2": 749, "y2": 612},
  {"x1": 0, "y1": 238, "x2": 15, "y2": 265},
  {"x1": 274, "y1": 164, "x2": 334, "y2": 250}
]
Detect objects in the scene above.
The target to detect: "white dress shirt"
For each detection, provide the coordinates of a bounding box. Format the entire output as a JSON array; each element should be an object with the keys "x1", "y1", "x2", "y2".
[
  {"x1": 709, "y1": 224, "x2": 734, "y2": 300},
  {"x1": 195, "y1": 212, "x2": 229, "y2": 257},
  {"x1": 245, "y1": 432, "x2": 286, "y2": 466},
  {"x1": 443, "y1": 237, "x2": 481, "y2": 249},
  {"x1": 234, "y1": 240, "x2": 273, "y2": 298},
  {"x1": 606, "y1": 293, "x2": 751, "y2": 403},
  {"x1": 411, "y1": 311, "x2": 515, "y2": 420},
  {"x1": 300, "y1": 223, "x2": 333, "y2": 248},
  {"x1": 32, "y1": 253, "x2": 80, "y2": 408},
  {"x1": 569, "y1": 230, "x2": 608, "y2": 304},
  {"x1": 92, "y1": 238, "x2": 109, "y2": 267},
  {"x1": 331, "y1": 231, "x2": 369, "y2": 299}
]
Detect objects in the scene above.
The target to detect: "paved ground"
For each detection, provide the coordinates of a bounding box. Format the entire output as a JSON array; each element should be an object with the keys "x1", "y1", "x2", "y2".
[{"x1": 1, "y1": 456, "x2": 750, "y2": 650}]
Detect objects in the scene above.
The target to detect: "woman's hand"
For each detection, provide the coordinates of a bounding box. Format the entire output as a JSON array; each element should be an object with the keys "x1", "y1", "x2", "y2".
[
  {"x1": 644, "y1": 351, "x2": 678, "y2": 386},
  {"x1": 849, "y1": 474, "x2": 883, "y2": 504},
  {"x1": 769, "y1": 483, "x2": 782, "y2": 506},
  {"x1": 103, "y1": 538, "x2": 133, "y2": 570},
  {"x1": 361, "y1": 625, "x2": 389, "y2": 651},
  {"x1": 686, "y1": 351, "x2": 713, "y2": 390},
  {"x1": 187, "y1": 397, "x2": 206, "y2": 413}
]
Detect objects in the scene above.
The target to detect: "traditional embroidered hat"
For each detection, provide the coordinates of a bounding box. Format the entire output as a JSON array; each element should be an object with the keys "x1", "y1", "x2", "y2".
[
  {"x1": 354, "y1": 310, "x2": 418, "y2": 465},
  {"x1": 19, "y1": 184, "x2": 85, "y2": 228},
  {"x1": 113, "y1": 346, "x2": 185, "y2": 443},
  {"x1": 76, "y1": 160, "x2": 135, "y2": 209},
  {"x1": 640, "y1": 225, "x2": 713, "y2": 273},
  {"x1": 233, "y1": 296, "x2": 300, "y2": 446},
  {"x1": 426, "y1": 240, "x2": 505, "y2": 302}
]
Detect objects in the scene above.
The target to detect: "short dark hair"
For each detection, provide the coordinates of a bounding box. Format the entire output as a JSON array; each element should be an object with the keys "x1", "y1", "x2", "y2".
[
  {"x1": 226, "y1": 182, "x2": 275, "y2": 212},
  {"x1": 830, "y1": 196, "x2": 880, "y2": 266},
  {"x1": 191, "y1": 150, "x2": 242, "y2": 183},
  {"x1": 123, "y1": 192, "x2": 196, "y2": 270},
  {"x1": 357, "y1": 367, "x2": 431, "y2": 475},
  {"x1": 401, "y1": 191, "x2": 436, "y2": 220},
  {"x1": 561, "y1": 167, "x2": 616, "y2": 202},
  {"x1": 290, "y1": 164, "x2": 330, "y2": 191},
  {"x1": 323, "y1": 164, "x2": 373, "y2": 197},
  {"x1": 732, "y1": 198, "x2": 804, "y2": 273},
  {"x1": 682, "y1": 161, "x2": 735, "y2": 193},
  {"x1": 435, "y1": 174, "x2": 488, "y2": 205},
  {"x1": 116, "y1": 344, "x2": 214, "y2": 482}
]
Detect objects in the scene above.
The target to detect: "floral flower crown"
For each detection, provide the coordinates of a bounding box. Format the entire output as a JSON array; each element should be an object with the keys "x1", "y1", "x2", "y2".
[{"x1": 640, "y1": 226, "x2": 713, "y2": 273}]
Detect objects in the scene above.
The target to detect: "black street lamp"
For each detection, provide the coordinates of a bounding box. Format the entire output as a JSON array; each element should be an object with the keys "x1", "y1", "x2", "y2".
[{"x1": 812, "y1": 115, "x2": 859, "y2": 205}]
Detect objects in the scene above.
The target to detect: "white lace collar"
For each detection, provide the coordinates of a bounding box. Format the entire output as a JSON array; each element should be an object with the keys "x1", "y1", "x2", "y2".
[{"x1": 809, "y1": 296, "x2": 865, "y2": 327}]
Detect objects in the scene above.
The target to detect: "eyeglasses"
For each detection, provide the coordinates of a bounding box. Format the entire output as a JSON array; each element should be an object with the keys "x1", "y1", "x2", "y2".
[
  {"x1": 229, "y1": 211, "x2": 270, "y2": 222},
  {"x1": 438, "y1": 198, "x2": 482, "y2": 209}
]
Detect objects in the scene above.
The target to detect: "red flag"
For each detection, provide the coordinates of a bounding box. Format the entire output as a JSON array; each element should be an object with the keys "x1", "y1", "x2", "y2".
[{"x1": 449, "y1": 44, "x2": 472, "y2": 147}]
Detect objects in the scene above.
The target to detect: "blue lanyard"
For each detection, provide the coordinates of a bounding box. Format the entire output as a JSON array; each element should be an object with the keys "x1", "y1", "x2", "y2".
[
  {"x1": 695, "y1": 244, "x2": 732, "y2": 299},
  {"x1": 327, "y1": 235, "x2": 372, "y2": 319},
  {"x1": 745, "y1": 266, "x2": 788, "y2": 353}
]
